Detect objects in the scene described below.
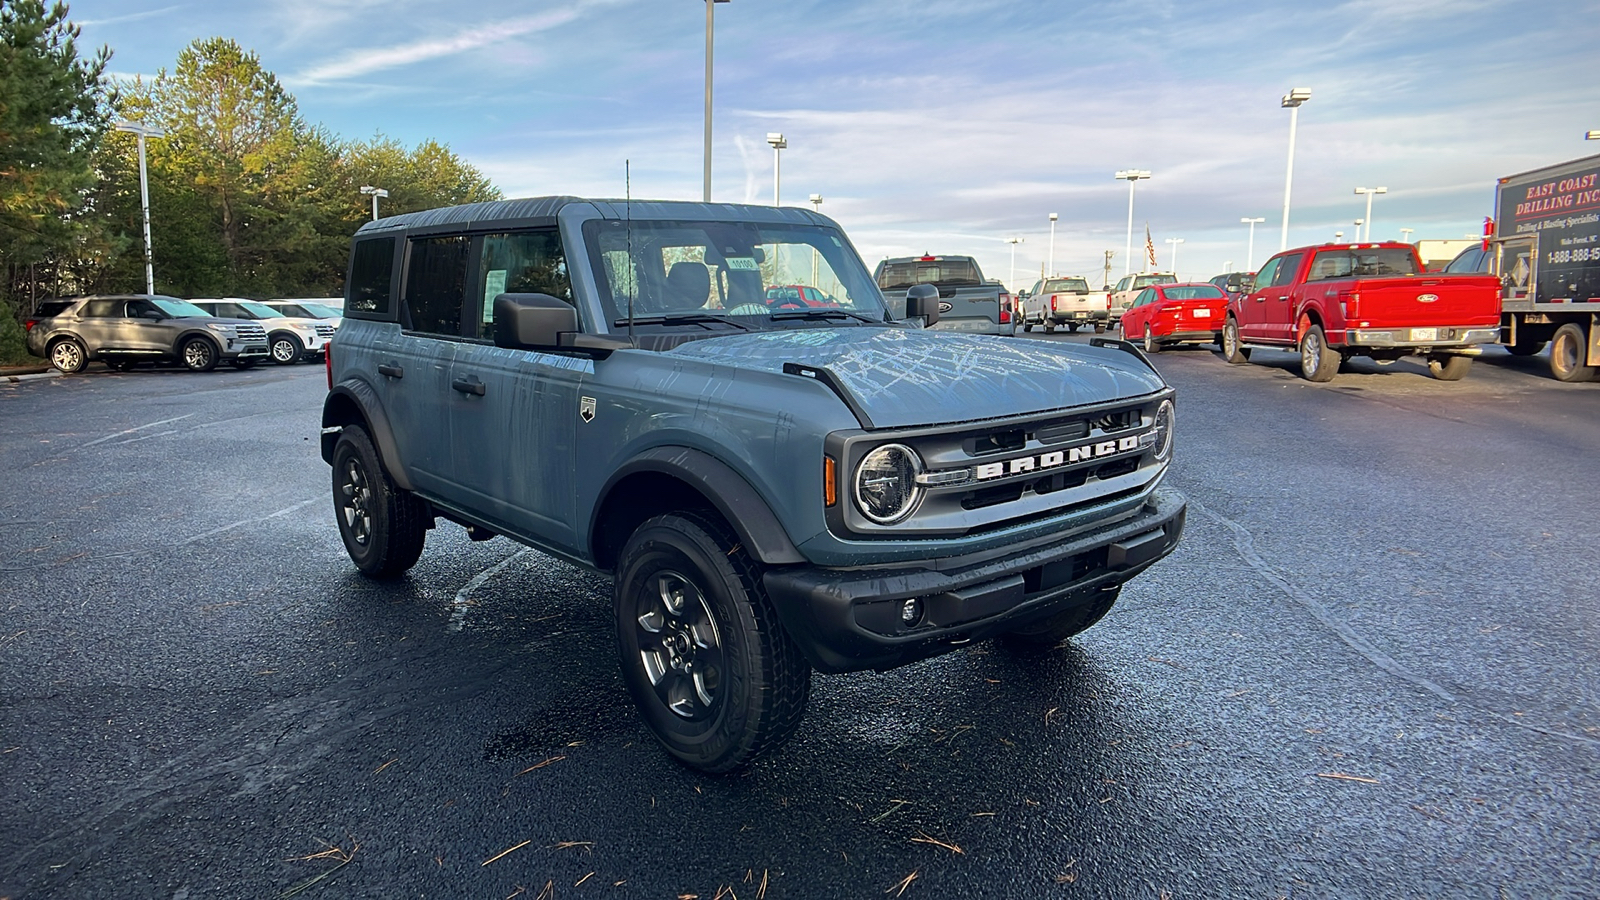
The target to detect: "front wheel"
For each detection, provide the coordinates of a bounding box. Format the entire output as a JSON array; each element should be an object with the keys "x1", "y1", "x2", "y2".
[
  {"x1": 1221, "y1": 318, "x2": 1251, "y2": 364},
  {"x1": 332, "y1": 425, "x2": 429, "y2": 578},
  {"x1": 181, "y1": 337, "x2": 218, "y2": 372},
  {"x1": 1093, "y1": 323, "x2": 1107, "y2": 334},
  {"x1": 1022, "y1": 322, "x2": 1033, "y2": 333},
  {"x1": 1003, "y1": 587, "x2": 1121, "y2": 646},
  {"x1": 1143, "y1": 324, "x2": 1162, "y2": 353},
  {"x1": 1299, "y1": 324, "x2": 1338, "y2": 382},
  {"x1": 270, "y1": 333, "x2": 304, "y2": 365},
  {"x1": 615, "y1": 512, "x2": 811, "y2": 773},
  {"x1": 1427, "y1": 355, "x2": 1473, "y2": 381},
  {"x1": 1549, "y1": 323, "x2": 1595, "y2": 382},
  {"x1": 48, "y1": 338, "x2": 88, "y2": 374}
]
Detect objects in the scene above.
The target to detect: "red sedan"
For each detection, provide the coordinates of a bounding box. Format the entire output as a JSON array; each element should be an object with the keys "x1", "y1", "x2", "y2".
[{"x1": 1119, "y1": 282, "x2": 1228, "y2": 353}]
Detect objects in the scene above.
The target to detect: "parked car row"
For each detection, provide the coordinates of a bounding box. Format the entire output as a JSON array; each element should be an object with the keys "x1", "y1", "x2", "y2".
[{"x1": 22, "y1": 294, "x2": 342, "y2": 374}]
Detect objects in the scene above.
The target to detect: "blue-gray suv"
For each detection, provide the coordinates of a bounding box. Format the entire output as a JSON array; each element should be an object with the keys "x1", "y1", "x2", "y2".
[{"x1": 322, "y1": 197, "x2": 1185, "y2": 772}]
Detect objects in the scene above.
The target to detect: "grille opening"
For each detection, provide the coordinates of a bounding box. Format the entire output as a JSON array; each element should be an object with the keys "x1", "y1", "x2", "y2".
[
  {"x1": 1031, "y1": 468, "x2": 1090, "y2": 496},
  {"x1": 962, "y1": 483, "x2": 1024, "y2": 510},
  {"x1": 1035, "y1": 420, "x2": 1091, "y2": 444},
  {"x1": 1095, "y1": 458, "x2": 1139, "y2": 480},
  {"x1": 1092, "y1": 410, "x2": 1139, "y2": 433},
  {"x1": 967, "y1": 430, "x2": 1026, "y2": 455}
]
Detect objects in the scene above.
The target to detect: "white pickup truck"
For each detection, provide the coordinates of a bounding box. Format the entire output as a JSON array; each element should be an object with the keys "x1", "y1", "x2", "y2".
[
  {"x1": 1021, "y1": 276, "x2": 1110, "y2": 334},
  {"x1": 1109, "y1": 272, "x2": 1177, "y2": 330}
]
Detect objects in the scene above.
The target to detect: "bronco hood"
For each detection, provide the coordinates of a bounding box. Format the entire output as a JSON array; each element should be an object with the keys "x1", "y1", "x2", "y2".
[{"x1": 665, "y1": 327, "x2": 1166, "y2": 429}]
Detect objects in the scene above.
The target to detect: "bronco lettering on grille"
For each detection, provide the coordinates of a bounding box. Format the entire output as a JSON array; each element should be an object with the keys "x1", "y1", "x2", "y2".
[{"x1": 973, "y1": 435, "x2": 1141, "y2": 481}]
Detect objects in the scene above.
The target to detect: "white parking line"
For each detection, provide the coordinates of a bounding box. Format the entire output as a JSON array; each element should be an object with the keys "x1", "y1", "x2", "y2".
[
  {"x1": 450, "y1": 549, "x2": 531, "y2": 632},
  {"x1": 179, "y1": 497, "x2": 321, "y2": 545},
  {"x1": 81, "y1": 414, "x2": 196, "y2": 448}
]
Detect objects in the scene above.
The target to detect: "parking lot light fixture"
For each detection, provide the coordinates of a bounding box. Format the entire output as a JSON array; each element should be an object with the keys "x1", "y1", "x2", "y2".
[
  {"x1": 1115, "y1": 170, "x2": 1152, "y2": 275},
  {"x1": 1279, "y1": 87, "x2": 1311, "y2": 251},
  {"x1": 1353, "y1": 218, "x2": 1363, "y2": 242},
  {"x1": 1048, "y1": 213, "x2": 1058, "y2": 277},
  {"x1": 1400, "y1": 227, "x2": 1415, "y2": 244},
  {"x1": 767, "y1": 133, "x2": 787, "y2": 206},
  {"x1": 1006, "y1": 236, "x2": 1024, "y2": 291},
  {"x1": 115, "y1": 120, "x2": 166, "y2": 295},
  {"x1": 359, "y1": 185, "x2": 389, "y2": 221},
  {"x1": 809, "y1": 194, "x2": 823, "y2": 285},
  {"x1": 1335, "y1": 230, "x2": 1344, "y2": 242},
  {"x1": 1355, "y1": 186, "x2": 1387, "y2": 241},
  {"x1": 1241, "y1": 216, "x2": 1266, "y2": 269},
  {"x1": 704, "y1": 0, "x2": 730, "y2": 202},
  {"x1": 1165, "y1": 237, "x2": 1185, "y2": 277},
  {"x1": 1223, "y1": 260, "x2": 1232, "y2": 273},
  {"x1": 1587, "y1": 131, "x2": 1599, "y2": 140}
]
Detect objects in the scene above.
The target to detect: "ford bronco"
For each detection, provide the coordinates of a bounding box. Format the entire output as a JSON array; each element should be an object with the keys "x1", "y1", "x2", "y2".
[{"x1": 322, "y1": 197, "x2": 1185, "y2": 772}]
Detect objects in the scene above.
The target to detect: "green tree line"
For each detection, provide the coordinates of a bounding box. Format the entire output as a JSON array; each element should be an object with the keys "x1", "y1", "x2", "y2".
[{"x1": 1, "y1": 1, "x2": 501, "y2": 362}]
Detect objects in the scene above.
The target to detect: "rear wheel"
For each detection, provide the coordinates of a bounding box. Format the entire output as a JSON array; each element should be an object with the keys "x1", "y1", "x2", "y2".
[
  {"x1": 1004, "y1": 587, "x2": 1121, "y2": 646},
  {"x1": 1043, "y1": 322, "x2": 1055, "y2": 334},
  {"x1": 1143, "y1": 324, "x2": 1162, "y2": 353},
  {"x1": 1427, "y1": 355, "x2": 1473, "y2": 381},
  {"x1": 1221, "y1": 318, "x2": 1251, "y2": 364},
  {"x1": 1549, "y1": 323, "x2": 1595, "y2": 382},
  {"x1": 332, "y1": 425, "x2": 428, "y2": 578},
  {"x1": 181, "y1": 337, "x2": 218, "y2": 372},
  {"x1": 615, "y1": 512, "x2": 811, "y2": 773},
  {"x1": 270, "y1": 333, "x2": 304, "y2": 365},
  {"x1": 1299, "y1": 324, "x2": 1338, "y2": 382},
  {"x1": 1022, "y1": 322, "x2": 1033, "y2": 333},
  {"x1": 48, "y1": 338, "x2": 87, "y2": 374},
  {"x1": 1093, "y1": 323, "x2": 1107, "y2": 334}
]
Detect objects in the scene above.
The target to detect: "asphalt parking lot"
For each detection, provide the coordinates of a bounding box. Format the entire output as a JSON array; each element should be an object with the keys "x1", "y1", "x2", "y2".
[{"x1": 2, "y1": 340, "x2": 1597, "y2": 899}]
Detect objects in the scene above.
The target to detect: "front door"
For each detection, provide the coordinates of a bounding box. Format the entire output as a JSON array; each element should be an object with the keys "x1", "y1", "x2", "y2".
[
  {"x1": 447, "y1": 229, "x2": 582, "y2": 547},
  {"x1": 1264, "y1": 252, "x2": 1305, "y2": 345},
  {"x1": 1237, "y1": 256, "x2": 1279, "y2": 342}
]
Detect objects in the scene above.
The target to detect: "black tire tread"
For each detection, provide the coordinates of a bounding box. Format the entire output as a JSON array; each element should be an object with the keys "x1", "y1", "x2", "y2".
[{"x1": 333, "y1": 425, "x2": 427, "y2": 578}]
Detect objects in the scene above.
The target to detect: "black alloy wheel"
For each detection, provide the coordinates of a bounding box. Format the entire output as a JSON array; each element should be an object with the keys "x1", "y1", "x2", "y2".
[{"x1": 331, "y1": 425, "x2": 428, "y2": 578}]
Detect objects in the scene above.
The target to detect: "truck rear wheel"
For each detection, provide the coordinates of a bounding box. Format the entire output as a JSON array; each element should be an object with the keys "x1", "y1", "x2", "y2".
[
  {"x1": 332, "y1": 425, "x2": 428, "y2": 578},
  {"x1": 1299, "y1": 324, "x2": 1338, "y2": 382},
  {"x1": 1221, "y1": 318, "x2": 1251, "y2": 364},
  {"x1": 1003, "y1": 587, "x2": 1121, "y2": 646},
  {"x1": 1427, "y1": 355, "x2": 1473, "y2": 381},
  {"x1": 1043, "y1": 322, "x2": 1055, "y2": 334},
  {"x1": 614, "y1": 512, "x2": 811, "y2": 773},
  {"x1": 1549, "y1": 323, "x2": 1595, "y2": 382}
]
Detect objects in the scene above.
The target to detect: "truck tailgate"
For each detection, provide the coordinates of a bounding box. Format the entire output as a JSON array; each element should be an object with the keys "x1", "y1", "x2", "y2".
[{"x1": 1348, "y1": 275, "x2": 1500, "y2": 328}]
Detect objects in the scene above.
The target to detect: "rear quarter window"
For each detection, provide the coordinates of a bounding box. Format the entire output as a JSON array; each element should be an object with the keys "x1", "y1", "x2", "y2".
[
  {"x1": 35, "y1": 301, "x2": 74, "y2": 318},
  {"x1": 346, "y1": 236, "x2": 398, "y2": 320}
]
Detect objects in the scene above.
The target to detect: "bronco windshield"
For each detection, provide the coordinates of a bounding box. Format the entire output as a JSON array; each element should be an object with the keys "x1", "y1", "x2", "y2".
[{"x1": 584, "y1": 219, "x2": 888, "y2": 330}]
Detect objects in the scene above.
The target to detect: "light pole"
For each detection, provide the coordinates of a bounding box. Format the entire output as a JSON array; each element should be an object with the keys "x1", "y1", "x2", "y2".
[
  {"x1": 1279, "y1": 87, "x2": 1311, "y2": 251},
  {"x1": 1335, "y1": 230, "x2": 1344, "y2": 242},
  {"x1": 703, "y1": 0, "x2": 730, "y2": 202},
  {"x1": 115, "y1": 121, "x2": 166, "y2": 295},
  {"x1": 1240, "y1": 216, "x2": 1265, "y2": 270},
  {"x1": 1047, "y1": 212, "x2": 1058, "y2": 277},
  {"x1": 1399, "y1": 227, "x2": 1415, "y2": 244},
  {"x1": 1006, "y1": 237, "x2": 1024, "y2": 291},
  {"x1": 1115, "y1": 170, "x2": 1151, "y2": 275},
  {"x1": 1165, "y1": 237, "x2": 1184, "y2": 277},
  {"x1": 1354, "y1": 186, "x2": 1386, "y2": 241},
  {"x1": 766, "y1": 132, "x2": 786, "y2": 206},
  {"x1": 360, "y1": 185, "x2": 389, "y2": 221},
  {"x1": 1353, "y1": 218, "x2": 1363, "y2": 243},
  {"x1": 1587, "y1": 131, "x2": 1599, "y2": 140},
  {"x1": 809, "y1": 193, "x2": 823, "y2": 287}
]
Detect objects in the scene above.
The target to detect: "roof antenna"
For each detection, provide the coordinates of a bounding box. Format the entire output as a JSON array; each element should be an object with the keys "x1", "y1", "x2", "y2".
[{"x1": 626, "y1": 159, "x2": 635, "y2": 344}]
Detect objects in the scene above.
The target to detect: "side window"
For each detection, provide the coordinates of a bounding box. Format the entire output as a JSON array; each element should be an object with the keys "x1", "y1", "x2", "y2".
[
  {"x1": 125, "y1": 299, "x2": 159, "y2": 317},
  {"x1": 1133, "y1": 289, "x2": 1152, "y2": 307},
  {"x1": 1115, "y1": 276, "x2": 1130, "y2": 293},
  {"x1": 347, "y1": 237, "x2": 397, "y2": 317},
  {"x1": 1252, "y1": 258, "x2": 1280, "y2": 291},
  {"x1": 404, "y1": 236, "x2": 471, "y2": 336},
  {"x1": 1271, "y1": 253, "x2": 1303, "y2": 287},
  {"x1": 81, "y1": 299, "x2": 118, "y2": 317},
  {"x1": 472, "y1": 230, "x2": 573, "y2": 339}
]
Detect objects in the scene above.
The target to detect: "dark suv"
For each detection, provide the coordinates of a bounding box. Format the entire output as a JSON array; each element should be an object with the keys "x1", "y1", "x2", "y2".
[
  {"x1": 26, "y1": 295, "x2": 269, "y2": 372},
  {"x1": 322, "y1": 197, "x2": 1185, "y2": 772}
]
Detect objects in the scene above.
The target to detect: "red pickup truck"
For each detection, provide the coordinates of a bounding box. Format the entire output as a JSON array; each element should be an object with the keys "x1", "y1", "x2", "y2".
[{"x1": 1219, "y1": 242, "x2": 1501, "y2": 382}]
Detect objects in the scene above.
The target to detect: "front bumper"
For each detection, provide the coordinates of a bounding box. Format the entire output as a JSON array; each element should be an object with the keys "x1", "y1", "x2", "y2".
[
  {"x1": 1346, "y1": 326, "x2": 1498, "y2": 349},
  {"x1": 764, "y1": 488, "x2": 1186, "y2": 673},
  {"x1": 1156, "y1": 328, "x2": 1221, "y2": 343},
  {"x1": 221, "y1": 339, "x2": 270, "y2": 360}
]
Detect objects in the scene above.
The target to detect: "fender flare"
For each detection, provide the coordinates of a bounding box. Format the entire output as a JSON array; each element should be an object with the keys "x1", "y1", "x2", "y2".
[
  {"x1": 320, "y1": 378, "x2": 413, "y2": 491},
  {"x1": 592, "y1": 446, "x2": 806, "y2": 566}
]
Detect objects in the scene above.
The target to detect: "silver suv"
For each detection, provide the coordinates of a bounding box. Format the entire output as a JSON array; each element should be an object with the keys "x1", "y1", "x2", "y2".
[
  {"x1": 26, "y1": 294, "x2": 269, "y2": 373},
  {"x1": 192, "y1": 298, "x2": 334, "y2": 364}
]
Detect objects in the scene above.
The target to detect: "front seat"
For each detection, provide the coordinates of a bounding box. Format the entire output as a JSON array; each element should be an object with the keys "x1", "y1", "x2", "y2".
[{"x1": 663, "y1": 262, "x2": 711, "y2": 312}]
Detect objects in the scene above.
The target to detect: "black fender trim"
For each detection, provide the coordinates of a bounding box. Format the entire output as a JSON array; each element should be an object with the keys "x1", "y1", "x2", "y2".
[
  {"x1": 594, "y1": 446, "x2": 806, "y2": 566},
  {"x1": 320, "y1": 379, "x2": 413, "y2": 491}
]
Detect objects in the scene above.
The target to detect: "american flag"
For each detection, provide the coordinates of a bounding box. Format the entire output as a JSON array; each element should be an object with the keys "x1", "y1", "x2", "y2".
[{"x1": 1144, "y1": 224, "x2": 1157, "y2": 269}]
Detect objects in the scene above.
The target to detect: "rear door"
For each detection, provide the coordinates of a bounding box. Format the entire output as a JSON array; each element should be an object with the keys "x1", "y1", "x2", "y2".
[
  {"x1": 386, "y1": 234, "x2": 469, "y2": 496},
  {"x1": 446, "y1": 229, "x2": 582, "y2": 546}
]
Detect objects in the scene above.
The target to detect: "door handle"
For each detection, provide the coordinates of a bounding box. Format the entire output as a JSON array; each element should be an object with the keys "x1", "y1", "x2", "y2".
[
  {"x1": 1275, "y1": 295, "x2": 1288, "y2": 301},
  {"x1": 378, "y1": 364, "x2": 403, "y2": 378},
  {"x1": 452, "y1": 376, "x2": 486, "y2": 396}
]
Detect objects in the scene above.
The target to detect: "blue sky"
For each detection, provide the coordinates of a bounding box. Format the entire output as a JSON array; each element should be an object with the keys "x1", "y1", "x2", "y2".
[{"x1": 77, "y1": 0, "x2": 1600, "y2": 288}]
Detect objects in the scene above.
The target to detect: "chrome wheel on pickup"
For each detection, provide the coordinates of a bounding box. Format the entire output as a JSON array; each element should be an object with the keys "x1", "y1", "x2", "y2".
[
  {"x1": 615, "y1": 512, "x2": 811, "y2": 773},
  {"x1": 1299, "y1": 324, "x2": 1338, "y2": 382},
  {"x1": 1221, "y1": 318, "x2": 1251, "y2": 364}
]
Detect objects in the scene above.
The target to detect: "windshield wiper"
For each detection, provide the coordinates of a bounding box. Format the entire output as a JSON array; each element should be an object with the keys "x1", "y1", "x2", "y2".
[
  {"x1": 769, "y1": 309, "x2": 882, "y2": 324},
  {"x1": 611, "y1": 313, "x2": 752, "y2": 331}
]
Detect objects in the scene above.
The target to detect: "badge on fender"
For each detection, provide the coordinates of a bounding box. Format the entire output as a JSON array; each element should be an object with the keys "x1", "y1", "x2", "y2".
[{"x1": 580, "y1": 396, "x2": 597, "y2": 423}]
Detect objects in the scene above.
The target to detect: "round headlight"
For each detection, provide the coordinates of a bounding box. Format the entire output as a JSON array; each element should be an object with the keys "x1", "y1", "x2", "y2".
[
  {"x1": 854, "y1": 443, "x2": 923, "y2": 524},
  {"x1": 1151, "y1": 399, "x2": 1175, "y2": 461}
]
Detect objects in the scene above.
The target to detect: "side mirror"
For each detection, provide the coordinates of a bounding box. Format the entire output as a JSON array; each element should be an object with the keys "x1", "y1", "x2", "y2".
[
  {"x1": 905, "y1": 283, "x2": 941, "y2": 326},
  {"x1": 494, "y1": 293, "x2": 578, "y2": 349}
]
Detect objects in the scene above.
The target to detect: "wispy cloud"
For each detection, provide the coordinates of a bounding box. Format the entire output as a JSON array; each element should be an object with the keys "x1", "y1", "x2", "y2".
[
  {"x1": 291, "y1": 7, "x2": 584, "y2": 84},
  {"x1": 77, "y1": 5, "x2": 184, "y2": 28}
]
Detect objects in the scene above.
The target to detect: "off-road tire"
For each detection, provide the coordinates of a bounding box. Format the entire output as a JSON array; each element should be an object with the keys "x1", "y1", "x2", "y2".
[
  {"x1": 48, "y1": 338, "x2": 87, "y2": 374},
  {"x1": 332, "y1": 425, "x2": 428, "y2": 578},
  {"x1": 1143, "y1": 325, "x2": 1162, "y2": 353},
  {"x1": 1427, "y1": 355, "x2": 1473, "y2": 381},
  {"x1": 1003, "y1": 587, "x2": 1121, "y2": 646},
  {"x1": 181, "y1": 337, "x2": 219, "y2": 372},
  {"x1": 1221, "y1": 318, "x2": 1251, "y2": 364},
  {"x1": 270, "y1": 333, "x2": 304, "y2": 365},
  {"x1": 1549, "y1": 323, "x2": 1595, "y2": 383},
  {"x1": 1299, "y1": 324, "x2": 1338, "y2": 382},
  {"x1": 614, "y1": 511, "x2": 811, "y2": 773}
]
